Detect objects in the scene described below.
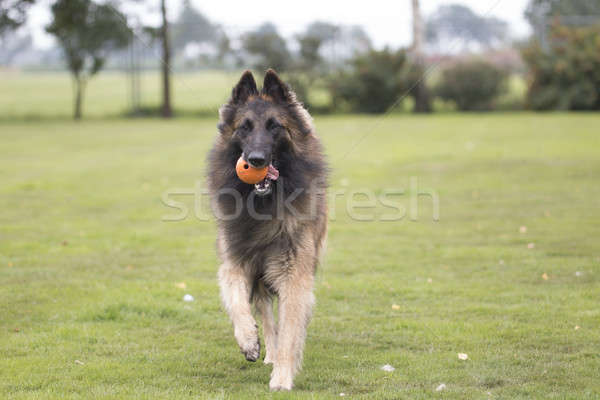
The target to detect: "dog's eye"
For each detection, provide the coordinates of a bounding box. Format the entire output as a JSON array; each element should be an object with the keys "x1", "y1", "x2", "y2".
[
  {"x1": 238, "y1": 119, "x2": 253, "y2": 133},
  {"x1": 266, "y1": 118, "x2": 282, "y2": 131}
]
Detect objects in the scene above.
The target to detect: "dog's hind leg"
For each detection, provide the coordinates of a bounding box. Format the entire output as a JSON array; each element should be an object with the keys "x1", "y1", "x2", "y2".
[
  {"x1": 218, "y1": 263, "x2": 260, "y2": 362},
  {"x1": 269, "y1": 266, "x2": 315, "y2": 391},
  {"x1": 255, "y1": 285, "x2": 277, "y2": 364}
]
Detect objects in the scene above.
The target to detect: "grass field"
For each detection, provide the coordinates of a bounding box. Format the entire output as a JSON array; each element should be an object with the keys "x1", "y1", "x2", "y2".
[
  {"x1": 0, "y1": 70, "x2": 240, "y2": 119},
  {"x1": 1, "y1": 113, "x2": 599, "y2": 399}
]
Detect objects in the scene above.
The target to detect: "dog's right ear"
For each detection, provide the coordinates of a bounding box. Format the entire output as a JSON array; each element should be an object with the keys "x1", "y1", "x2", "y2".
[{"x1": 230, "y1": 70, "x2": 258, "y2": 105}]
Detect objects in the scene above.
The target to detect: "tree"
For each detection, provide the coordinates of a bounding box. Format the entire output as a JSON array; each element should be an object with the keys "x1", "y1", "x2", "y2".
[
  {"x1": 522, "y1": 23, "x2": 600, "y2": 110},
  {"x1": 296, "y1": 21, "x2": 337, "y2": 69},
  {"x1": 526, "y1": 0, "x2": 600, "y2": 23},
  {"x1": 525, "y1": 0, "x2": 600, "y2": 37},
  {"x1": 426, "y1": 4, "x2": 508, "y2": 51},
  {"x1": 0, "y1": 31, "x2": 32, "y2": 65},
  {"x1": 242, "y1": 23, "x2": 290, "y2": 72},
  {"x1": 47, "y1": 0, "x2": 131, "y2": 120},
  {"x1": 328, "y1": 48, "x2": 408, "y2": 113},
  {"x1": 0, "y1": 0, "x2": 35, "y2": 36},
  {"x1": 171, "y1": 0, "x2": 218, "y2": 51},
  {"x1": 410, "y1": 0, "x2": 431, "y2": 113},
  {"x1": 436, "y1": 60, "x2": 508, "y2": 111},
  {"x1": 159, "y1": 0, "x2": 171, "y2": 117}
]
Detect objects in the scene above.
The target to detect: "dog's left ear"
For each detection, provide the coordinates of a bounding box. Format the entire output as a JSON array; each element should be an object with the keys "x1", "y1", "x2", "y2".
[{"x1": 262, "y1": 69, "x2": 292, "y2": 104}]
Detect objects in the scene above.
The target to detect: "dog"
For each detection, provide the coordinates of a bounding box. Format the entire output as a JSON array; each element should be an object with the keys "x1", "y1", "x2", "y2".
[{"x1": 207, "y1": 69, "x2": 327, "y2": 391}]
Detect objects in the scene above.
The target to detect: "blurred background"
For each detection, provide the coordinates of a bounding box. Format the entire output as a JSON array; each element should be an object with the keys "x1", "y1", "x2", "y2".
[{"x1": 2, "y1": 0, "x2": 599, "y2": 119}]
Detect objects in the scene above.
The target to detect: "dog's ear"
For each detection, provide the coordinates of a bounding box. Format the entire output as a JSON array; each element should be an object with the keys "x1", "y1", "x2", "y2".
[
  {"x1": 262, "y1": 69, "x2": 292, "y2": 104},
  {"x1": 231, "y1": 70, "x2": 258, "y2": 104}
]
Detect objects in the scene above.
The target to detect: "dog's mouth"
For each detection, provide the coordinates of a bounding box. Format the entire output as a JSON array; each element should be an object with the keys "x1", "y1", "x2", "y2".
[{"x1": 254, "y1": 164, "x2": 279, "y2": 196}]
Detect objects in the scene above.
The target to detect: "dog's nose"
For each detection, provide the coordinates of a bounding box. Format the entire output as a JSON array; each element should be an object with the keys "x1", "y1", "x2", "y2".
[{"x1": 247, "y1": 151, "x2": 267, "y2": 168}]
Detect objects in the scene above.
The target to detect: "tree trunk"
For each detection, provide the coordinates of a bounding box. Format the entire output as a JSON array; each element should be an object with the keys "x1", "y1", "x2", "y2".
[
  {"x1": 411, "y1": 0, "x2": 432, "y2": 113},
  {"x1": 73, "y1": 77, "x2": 85, "y2": 120},
  {"x1": 160, "y1": 0, "x2": 172, "y2": 118}
]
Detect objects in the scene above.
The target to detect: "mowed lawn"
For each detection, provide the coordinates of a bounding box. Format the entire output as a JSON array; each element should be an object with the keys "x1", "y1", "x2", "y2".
[
  {"x1": 1, "y1": 114, "x2": 599, "y2": 399},
  {"x1": 0, "y1": 70, "x2": 240, "y2": 119}
]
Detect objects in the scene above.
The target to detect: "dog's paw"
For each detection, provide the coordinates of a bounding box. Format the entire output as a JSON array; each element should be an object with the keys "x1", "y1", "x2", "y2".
[
  {"x1": 234, "y1": 324, "x2": 260, "y2": 362},
  {"x1": 269, "y1": 384, "x2": 292, "y2": 392},
  {"x1": 269, "y1": 367, "x2": 293, "y2": 391},
  {"x1": 240, "y1": 336, "x2": 260, "y2": 362}
]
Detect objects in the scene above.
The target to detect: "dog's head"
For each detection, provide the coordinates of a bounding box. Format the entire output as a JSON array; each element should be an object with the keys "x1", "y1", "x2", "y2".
[{"x1": 215, "y1": 69, "x2": 315, "y2": 196}]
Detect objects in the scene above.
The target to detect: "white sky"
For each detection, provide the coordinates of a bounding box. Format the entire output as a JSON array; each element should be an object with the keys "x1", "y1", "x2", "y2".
[{"x1": 27, "y1": 0, "x2": 531, "y2": 49}]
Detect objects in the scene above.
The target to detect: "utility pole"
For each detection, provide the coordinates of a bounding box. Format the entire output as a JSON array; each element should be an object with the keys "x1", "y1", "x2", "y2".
[
  {"x1": 160, "y1": 0, "x2": 172, "y2": 118},
  {"x1": 411, "y1": 0, "x2": 431, "y2": 113}
]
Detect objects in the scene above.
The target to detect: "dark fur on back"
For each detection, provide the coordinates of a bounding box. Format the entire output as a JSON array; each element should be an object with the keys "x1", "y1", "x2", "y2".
[{"x1": 207, "y1": 70, "x2": 328, "y2": 279}]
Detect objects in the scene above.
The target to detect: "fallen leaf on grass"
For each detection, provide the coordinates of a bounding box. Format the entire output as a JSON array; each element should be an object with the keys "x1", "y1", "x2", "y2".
[
  {"x1": 175, "y1": 282, "x2": 187, "y2": 289},
  {"x1": 574, "y1": 325, "x2": 580, "y2": 330},
  {"x1": 458, "y1": 353, "x2": 468, "y2": 360},
  {"x1": 8, "y1": 262, "x2": 13, "y2": 267},
  {"x1": 575, "y1": 271, "x2": 582, "y2": 277},
  {"x1": 519, "y1": 226, "x2": 527, "y2": 233},
  {"x1": 380, "y1": 364, "x2": 395, "y2": 372},
  {"x1": 436, "y1": 383, "x2": 446, "y2": 391},
  {"x1": 427, "y1": 278, "x2": 433, "y2": 283},
  {"x1": 126, "y1": 265, "x2": 134, "y2": 270},
  {"x1": 74, "y1": 360, "x2": 84, "y2": 365},
  {"x1": 391, "y1": 304, "x2": 400, "y2": 310},
  {"x1": 541, "y1": 273, "x2": 549, "y2": 280},
  {"x1": 527, "y1": 243, "x2": 535, "y2": 249}
]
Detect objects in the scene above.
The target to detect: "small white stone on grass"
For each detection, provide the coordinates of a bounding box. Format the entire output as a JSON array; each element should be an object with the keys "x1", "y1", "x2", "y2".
[
  {"x1": 183, "y1": 294, "x2": 194, "y2": 302},
  {"x1": 380, "y1": 364, "x2": 395, "y2": 372},
  {"x1": 339, "y1": 393, "x2": 346, "y2": 397},
  {"x1": 458, "y1": 353, "x2": 468, "y2": 360},
  {"x1": 436, "y1": 383, "x2": 446, "y2": 391},
  {"x1": 575, "y1": 271, "x2": 582, "y2": 277},
  {"x1": 74, "y1": 360, "x2": 84, "y2": 365}
]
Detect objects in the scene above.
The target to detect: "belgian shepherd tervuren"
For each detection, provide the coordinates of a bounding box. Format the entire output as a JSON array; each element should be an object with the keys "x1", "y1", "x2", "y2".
[{"x1": 207, "y1": 69, "x2": 327, "y2": 391}]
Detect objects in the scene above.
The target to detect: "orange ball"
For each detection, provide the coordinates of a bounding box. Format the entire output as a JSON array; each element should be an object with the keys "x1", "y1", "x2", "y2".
[{"x1": 236, "y1": 156, "x2": 268, "y2": 184}]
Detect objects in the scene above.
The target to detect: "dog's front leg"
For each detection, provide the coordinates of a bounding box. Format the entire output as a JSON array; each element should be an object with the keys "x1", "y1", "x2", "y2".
[
  {"x1": 218, "y1": 263, "x2": 260, "y2": 362},
  {"x1": 255, "y1": 292, "x2": 277, "y2": 364},
  {"x1": 269, "y1": 270, "x2": 315, "y2": 391}
]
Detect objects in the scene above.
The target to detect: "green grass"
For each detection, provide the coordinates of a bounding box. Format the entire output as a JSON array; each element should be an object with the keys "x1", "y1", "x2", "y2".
[
  {"x1": 0, "y1": 70, "x2": 241, "y2": 119},
  {"x1": 1, "y1": 113, "x2": 599, "y2": 399}
]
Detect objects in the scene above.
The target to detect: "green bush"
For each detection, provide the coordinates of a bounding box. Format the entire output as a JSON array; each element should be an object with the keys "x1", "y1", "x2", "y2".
[
  {"x1": 328, "y1": 48, "x2": 408, "y2": 113},
  {"x1": 435, "y1": 60, "x2": 508, "y2": 111},
  {"x1": 521, "y1": 23, "x2": 600, "y2": 111}
]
